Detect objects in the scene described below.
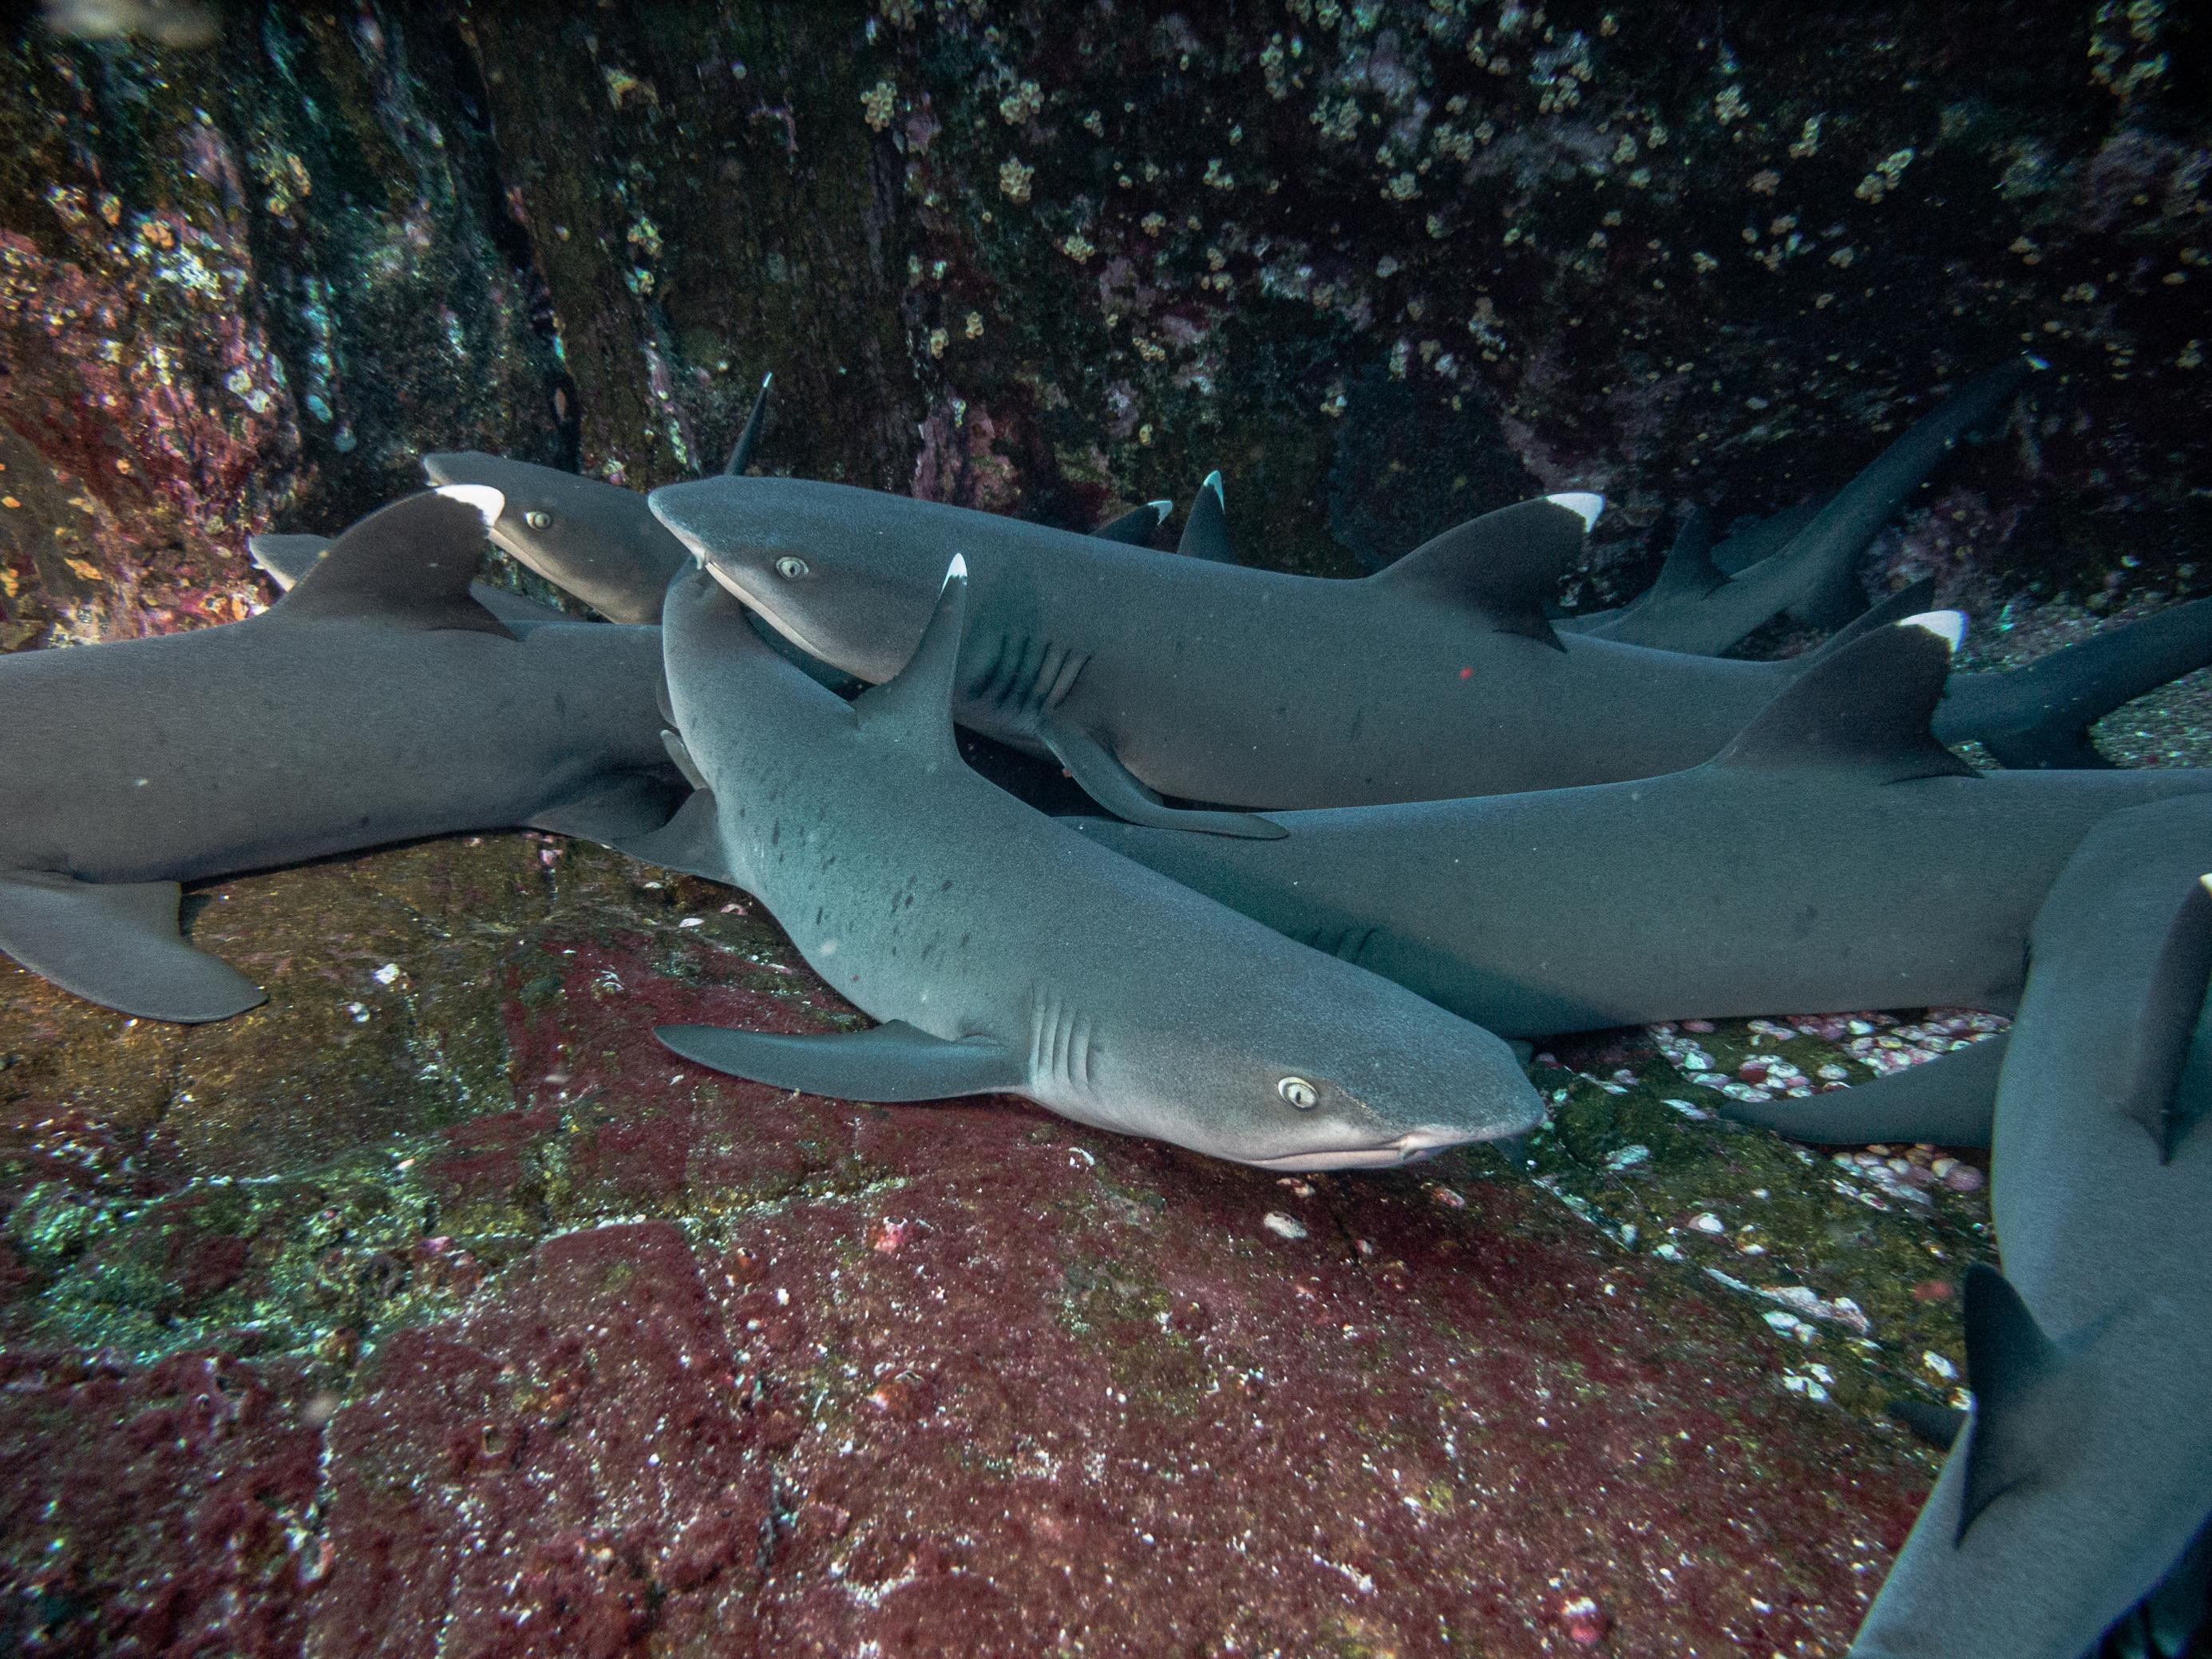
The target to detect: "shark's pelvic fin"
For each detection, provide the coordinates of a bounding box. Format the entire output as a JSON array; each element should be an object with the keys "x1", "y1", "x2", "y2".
[
  {"x1": 656, "y1": 1018, "x2": 1027, "y2": 1100},
  {"x1": 275, "y1": 491, "x2": 515, "y2": 639},
  {"x1": 525, "y1": 771, "x2": 691, "y2": 850},
  {"x1": 0, "y1": 870, "x2": 267, "y2": 1024},
  {"x1": 1711, "y1": 612, "x2": 1979, "y2": 782},
  {"x1": 1372, "y1": 496, "x2": 1593, "y2": 651},
  {"x1": 599, "y1": 787, "x2": 733, "y2": 885},
  {"x1": 1092, "y1": 499, "x2": 1172, "y2": 546},
  {"x1": 1039, "y1": 711, "x2": 1288, "y2": 840},
  {"x1": 1957, "y1": 1263, "x2": 2090, "y2": 1542},
  {"x1": 1176, "y1": 471, "x2": 1235, "y2": 563},
  {"x1": 661, "y1": 727, "x2": 709, "y2": 793},
  {"x1": 1717, "y1": 1031, "x2": 2005, "y2": 1147},
  {"x1": 724, "y1": 372, "x2": 773, "y2": 477},
  {"x1": 854, "y1": 554, "x2": 970, "y2": 761},
  {"x1": 1886, "y1": 1397, "x2": 1969, "y2": 1451}
]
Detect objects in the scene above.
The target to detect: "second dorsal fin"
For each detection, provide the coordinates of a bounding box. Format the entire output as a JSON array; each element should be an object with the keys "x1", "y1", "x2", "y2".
[
  {"x1": 1176, "y1": 471, "x2": 1234, "y2": 562},
  {"x1": 1371, "y1": 494, "x2": 1599, "y2": 651},
  {"x1": 853, "y1": 554, "x2": 968, "y2": 760},
  {"x1": 1644, "y1": 509, "x2": 1726, "y2": 604},
  {"x1": 1711, "y1": 612, "x2": 1977, "y2": 782},
  {"x1": 274, "y1": 489, "x2": 512, "y2": 638}
]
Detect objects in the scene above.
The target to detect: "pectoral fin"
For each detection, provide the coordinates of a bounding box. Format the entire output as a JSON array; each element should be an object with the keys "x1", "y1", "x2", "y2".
[
  {"x1": 0, "y1": 871, "x2": 267, "y2": 1023},
  {"x1": 656, "y1": 1018, "x2": 1026, "y2": 1100},
  {"x1": 1039, "y1": 713, "x2": 1287, "y2": 840}
]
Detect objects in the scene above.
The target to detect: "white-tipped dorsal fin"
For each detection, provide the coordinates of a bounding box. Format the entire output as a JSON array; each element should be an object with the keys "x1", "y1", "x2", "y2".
[
  {"x1": 275, "y1": 491, "x2": 512, "y2": 638},
  {"x1": 1711, "y1": 616, "x2": 1977, "y2": 782},
  {"x1": 854, "y1": 553, "x2": 970, "y2": 757},
  {"x1": 433, "y1": 483, "x2": 506, "y2": 527},
  {"x1": 1371, "y1": 496, "x2": 1592, "y2": 651},
  {"x1": 1902, "y1": 608, "x2": 1967, "y2": 651},
  {"x1": 1546, "y1": 492, "x2": 1604, "y2": 530},
  {"x1": 1176, "y1": 474, "x2": 1236, "y2": 563}
]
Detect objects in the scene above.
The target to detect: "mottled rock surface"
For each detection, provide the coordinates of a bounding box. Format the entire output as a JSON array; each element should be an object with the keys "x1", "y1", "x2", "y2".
[{"x1": 2, "y1": 836, "x2": 1987, "y2": 1655}]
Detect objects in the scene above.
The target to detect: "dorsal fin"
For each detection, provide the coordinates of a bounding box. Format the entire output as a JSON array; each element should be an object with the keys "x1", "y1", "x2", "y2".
[
  {"x1": 1644, "y1": 509, "x2": 1726, "y2": 604},
  {"x1": 1177, "y1": 471, "x2": 1234, "y2": 562},
  {"x1": 274, "y1": 489, "x2": 512, "y2": 637},
  {"x1": 1711, "y1": 612, "x2": 1977, "y2": 782},
  {"x1": 1093, "y1": 499, "x2": 1171, "y2": 546},
  {"x1": 1370, "y1": 495, "x2": 1598, "y2": 651},
  {"x1": 853, "y1": 554, "x2": 968, "y2": 759},
  {"x1": 723, "y1": 372, "x2": 773, "y2": 476},
  {"x1": 2125, "y1": 872, "x2": 2212, "y2": 1162},
  {"x1": 1957, "y1": 1264, "x2": 2091, "y2": 1540}
]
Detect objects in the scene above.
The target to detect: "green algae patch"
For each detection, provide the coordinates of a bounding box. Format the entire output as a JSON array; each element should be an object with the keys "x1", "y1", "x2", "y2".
[{"x1": 1506, "y1": 1021, "x2": 1992, "y2": 1441}]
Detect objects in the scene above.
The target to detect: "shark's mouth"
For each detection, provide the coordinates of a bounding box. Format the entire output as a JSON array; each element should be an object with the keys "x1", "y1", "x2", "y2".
[
  {"x1": 1250, "y1": 1126, "x2": 1476, "y2": 1173},
  {"x1": 694, "y1": 558, "x2": 839, "y2": 667}
]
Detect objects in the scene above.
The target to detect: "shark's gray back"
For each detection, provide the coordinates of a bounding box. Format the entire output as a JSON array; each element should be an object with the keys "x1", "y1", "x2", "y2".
[
  {"x1": 1078, "y1": 764, "x2": 2212, "y2": 1035},
  {"x1": 1850, "y1": 796, "x2": 2212, "y2": 1658},
  {"x1": 0, "y1": 601, "x2": 669, "y2": 886}
]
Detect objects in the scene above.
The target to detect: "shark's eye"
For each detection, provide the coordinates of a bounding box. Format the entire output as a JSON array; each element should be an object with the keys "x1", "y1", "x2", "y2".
[
  {"x1": 524, "y1": 510, "x2": 551, "y2": 529},
  {"x1": 774, "y1": 555, "x2": 810, "y2": 580},
  {"x1": 1277, "y1": 1076, "x2": 1318, "y2": 1110}
]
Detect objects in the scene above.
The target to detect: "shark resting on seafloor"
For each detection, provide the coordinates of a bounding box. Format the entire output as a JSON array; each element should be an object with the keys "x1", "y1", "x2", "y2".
[
  {"x1": 0, "y1": 491, "x2": 687, "y2": 1023},
  {"x1": 631, "y1": 558, "x2": 1546, "y2": 1172},
  {"x1": 1847, "y1": 794, "x2": 2212, "y2": 1659},
  {"x1": 645, "y1": 423, "x2": 2212, "y2": 837},
  {"x1": 1066, "y1": 612, "x2": 2212, "y2": 1148}
]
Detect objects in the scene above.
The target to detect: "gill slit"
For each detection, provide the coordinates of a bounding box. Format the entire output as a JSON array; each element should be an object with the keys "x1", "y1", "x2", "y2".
[
  {"x1": 1027, "y1": 990, "x2": 1098, "y2": 1101},
  {"x1": 968, "y1": 631, "x2": 1092, "y2": 728}
]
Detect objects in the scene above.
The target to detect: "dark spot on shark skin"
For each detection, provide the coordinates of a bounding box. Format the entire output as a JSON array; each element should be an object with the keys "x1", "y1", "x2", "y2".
[
  {"x1": 1791, "y1": 905, "x2": 1818, "y2": 939},
  {"x1": 771, "y1": 822, "x2": 781, "y2": 846},
  {"x1": 940, "y1": 879, "x2": 952, "y2": 892}
]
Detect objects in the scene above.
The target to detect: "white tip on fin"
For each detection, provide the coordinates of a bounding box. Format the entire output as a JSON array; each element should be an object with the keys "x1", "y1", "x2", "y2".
[
  {"x1": 944, "y1": 552, "x2": 968, "y2": 588},
  {"x1": 1202, "y1": 470, "x2": 1225, "y2": 503},
  {"x1": 1148, "y1": 499, "x2": 1174, "y2": 515},
  {"x1": 1546, "y1": 492, "x2": 1604, "y2": 530},
  {"x1": 433, "y1": 484, "x2": 505, "y2": 527},
  {"x1": 1902, "y1": 609, "x2": 1967, "y2": 651}
]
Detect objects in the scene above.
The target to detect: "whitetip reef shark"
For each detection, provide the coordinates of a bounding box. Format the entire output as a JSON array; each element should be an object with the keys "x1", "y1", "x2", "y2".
[
  {"x1": 0, "y1": 490, "x2": 687, "y2": 1022},
  {"x1": 637, "y1": 559, "x2": 1545, "y2": 1170},
  {"x1": 1557, "y1": 357, "x2": 2034, "y2": 653},
  {"x1": 1848, "y1": 794, "x2": 2212, "y2": 1659},
  {"x1": 1065, "y1": 612, "x2": 2211, "y2": 1143},
  {"x1": 647, "y1": 443, "x2": 2210, "y2": 836}
]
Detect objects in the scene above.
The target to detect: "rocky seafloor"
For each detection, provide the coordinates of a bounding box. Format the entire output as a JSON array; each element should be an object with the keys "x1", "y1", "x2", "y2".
[
  {"x1": 2, "y1": 830, "x2": 1996, "y2": 1657},
  {"x1": 2, "y1": 1, "x2": 2209, "y2": 1654}
]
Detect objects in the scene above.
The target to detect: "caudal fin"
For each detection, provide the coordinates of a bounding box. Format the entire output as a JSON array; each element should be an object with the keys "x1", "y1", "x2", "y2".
[{"x1": 1934, "y1": 597, "x2": 2212, "y2": 770}]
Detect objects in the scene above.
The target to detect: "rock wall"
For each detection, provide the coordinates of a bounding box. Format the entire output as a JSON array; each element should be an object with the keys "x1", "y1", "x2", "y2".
[{"x1": 2, "y1": 0, "x2": 2204, "y2": 647}]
